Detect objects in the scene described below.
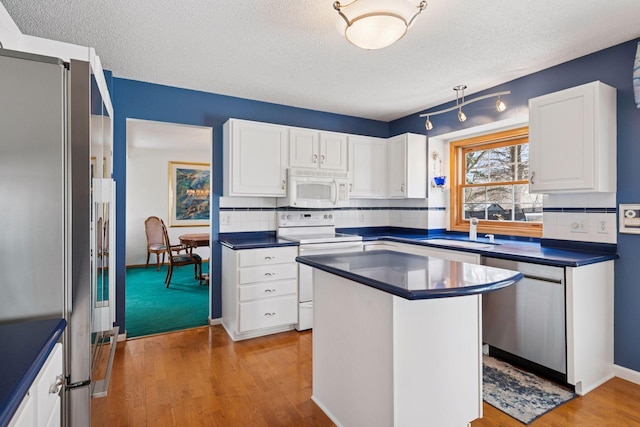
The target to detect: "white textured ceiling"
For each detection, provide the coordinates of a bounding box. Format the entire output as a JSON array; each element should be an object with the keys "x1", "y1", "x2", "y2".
[{"x1": 3, "y1": 0, "x2": 640, "y2": 121}]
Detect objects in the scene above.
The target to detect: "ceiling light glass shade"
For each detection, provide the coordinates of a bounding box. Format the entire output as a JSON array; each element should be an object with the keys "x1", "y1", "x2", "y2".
[
  {"x1": 496, "y1": 96, "x2": 506, "y2": 112},
  {"x1": 457, "y1": 109, "x2": 467, "y2": 122},
  {"x1": 424, "y1": 117, "x2": 433, "y2": 130},
  {"x1": 334, "y1": 0, "x2": 427, "y2": 50}
]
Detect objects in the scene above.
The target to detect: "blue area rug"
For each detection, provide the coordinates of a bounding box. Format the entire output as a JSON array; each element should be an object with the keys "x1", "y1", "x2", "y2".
[
  {"x1": 125, "y1": 264, "x2": 209, "y2": 338},
  {"x1": 483, "y1": 355, "x2": 577, "y2": 424}
]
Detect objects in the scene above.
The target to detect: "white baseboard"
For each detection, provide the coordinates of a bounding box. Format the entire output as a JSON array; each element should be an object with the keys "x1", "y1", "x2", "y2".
[
  {"x1": 614, "y1": 364, "x2": 640, "y2": 385},
  {"x1": 117, "y1": 331, "x2": 127, "y2": 342},
  {"x1": 208, "y1": 317, "x2": 222, "y2": 326}
]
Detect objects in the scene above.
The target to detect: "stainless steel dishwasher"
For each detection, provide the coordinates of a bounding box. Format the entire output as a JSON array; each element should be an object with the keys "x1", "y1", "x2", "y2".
[{"x1": 482, "y1": 257, "x2": 566, "y2": 379}]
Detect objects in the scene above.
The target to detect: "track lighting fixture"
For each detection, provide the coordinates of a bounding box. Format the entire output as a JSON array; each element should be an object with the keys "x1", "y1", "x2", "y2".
[
  {"x1": 419, "y1": 85, "x2": 511, "y2": 131},
  {"x1": 424, "y1": 116, "x2": 433, "y2": 130}
]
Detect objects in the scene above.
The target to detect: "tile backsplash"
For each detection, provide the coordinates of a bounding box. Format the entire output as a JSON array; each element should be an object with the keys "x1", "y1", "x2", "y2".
[{"x1": 219, "y1": 193, "x2": 617, "y2": 245}]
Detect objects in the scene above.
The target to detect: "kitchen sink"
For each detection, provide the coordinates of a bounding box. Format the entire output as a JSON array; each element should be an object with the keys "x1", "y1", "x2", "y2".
[{"x1": 419, "y1": 238, "x2": 493, "y2": 249}]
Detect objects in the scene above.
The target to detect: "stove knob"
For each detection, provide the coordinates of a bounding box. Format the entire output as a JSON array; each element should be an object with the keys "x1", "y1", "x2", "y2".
[
  {"x1": 281, "y1": 214, "x2": 286, "y2": 220},
  {"x1": 323, "y1": 214, "x2": 328, "y2": 219},
  {"x1": 329, "y1": 214, "x2": 333, "y2": 219},
  {"x1": 287, "y1": 215, "x2": 293, "y2": 220}
]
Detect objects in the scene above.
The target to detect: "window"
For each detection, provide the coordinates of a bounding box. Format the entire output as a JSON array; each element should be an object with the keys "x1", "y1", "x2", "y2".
[{"x1": 449, "y1": 127, "x2": 542, "y2": 237}]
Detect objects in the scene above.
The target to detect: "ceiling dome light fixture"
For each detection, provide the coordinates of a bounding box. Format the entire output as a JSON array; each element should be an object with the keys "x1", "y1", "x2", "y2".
[
  {"x1": 333, "y1": 0, "x2": 427, "y2": 50},
  {"x1": 418, "y1": 85, "x2": 512, "y2": 131}
]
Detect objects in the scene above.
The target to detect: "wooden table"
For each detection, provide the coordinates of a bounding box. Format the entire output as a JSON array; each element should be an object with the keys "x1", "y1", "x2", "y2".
[
  {"x1": 178, "y1": 233, "x2": 210, "y2": 248},
  {"x1": 179, "y1": 233, "x2": 210, "y2": 284}
]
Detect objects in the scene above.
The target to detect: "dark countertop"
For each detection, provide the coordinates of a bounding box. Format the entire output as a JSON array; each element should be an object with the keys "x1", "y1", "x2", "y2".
[
  {"x1": 382, "y1": 236, "x2": 617, "y2": 267},
  {"x1": 0, "y1": 318, "x2": 66, "y2": 427},
  {"x1": 296, "y1": 250, "x2": 523, "y2": 300},
  {"x1": 218, "y1": 231, "x2": 298, "y2": 250},
  {"x1": 219, "y1": 229, "x2": 618, "y2": 267}
]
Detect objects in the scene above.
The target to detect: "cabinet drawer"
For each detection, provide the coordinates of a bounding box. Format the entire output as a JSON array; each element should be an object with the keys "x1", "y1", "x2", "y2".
[
  {"x1": 239, "y1": 280, "x2": 297, "y2": 302},
  {"x1": 238, "y1": 246, "x2": 298, "y2": 267},
  {"x1": 35, "y1": 343, "x2": 63, "y2": 426},
  {"x1": 239, "y1": 295, "x2": 298, "y2": 332},
  {"x1": 239, "y1": 263, "x2": 297, "y2": 284}
]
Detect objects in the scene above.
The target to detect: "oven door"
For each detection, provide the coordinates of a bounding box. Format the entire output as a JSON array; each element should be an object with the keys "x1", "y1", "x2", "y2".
[
  {"x1": 298, "y1": 241, "x2": 364, "y2": 301},
  {"x1": 297, "y1": 241, "x2": 363, "y2": 330}
]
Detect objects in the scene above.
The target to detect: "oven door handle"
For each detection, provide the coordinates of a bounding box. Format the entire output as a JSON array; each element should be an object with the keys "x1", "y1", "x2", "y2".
[{"x1": 299, "y1": 242, "x2": 363, "y2": 253}]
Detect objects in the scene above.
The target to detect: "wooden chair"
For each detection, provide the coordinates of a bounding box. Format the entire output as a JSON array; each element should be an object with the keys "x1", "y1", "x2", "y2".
[
  {"x1": 160, "y1": 221, "x2": 202, "y2": 287},
  {"x1": 144, "y1": 216, "x2": 186, "y2": 270},
  {"x1": 144, "y1": 216, "x2": 168, "y2": 270}
]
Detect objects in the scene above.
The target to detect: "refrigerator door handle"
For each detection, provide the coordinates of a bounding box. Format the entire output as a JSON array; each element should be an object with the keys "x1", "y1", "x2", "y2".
[{"x1": 65, "y1": 379, "x2": 92, "y2": 390}]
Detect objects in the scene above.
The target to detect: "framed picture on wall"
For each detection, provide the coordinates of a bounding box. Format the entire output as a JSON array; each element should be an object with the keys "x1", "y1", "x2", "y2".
[{"x1": 168, "y1": 161, "x2": 211, "y2": 227}]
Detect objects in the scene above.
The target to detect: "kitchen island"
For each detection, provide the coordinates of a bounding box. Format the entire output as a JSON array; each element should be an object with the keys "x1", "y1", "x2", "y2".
[{"x1": 296, "y1": 250, "x2": 523, "y2": 427}]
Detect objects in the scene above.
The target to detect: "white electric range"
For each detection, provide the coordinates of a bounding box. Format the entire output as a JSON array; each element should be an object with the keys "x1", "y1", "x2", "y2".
[{"x1": 277, "y1": 211, "x2": 363, "y2": 330}]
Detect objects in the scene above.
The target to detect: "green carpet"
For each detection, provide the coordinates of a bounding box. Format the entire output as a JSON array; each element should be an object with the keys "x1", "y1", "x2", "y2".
[{"x1": 125, "y1": 263, "x2": 209, "y2": 338}]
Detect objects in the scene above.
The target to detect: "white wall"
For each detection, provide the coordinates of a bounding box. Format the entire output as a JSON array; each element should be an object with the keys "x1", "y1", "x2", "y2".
[{"x1": 126, "y1": 121, "x2": 212, "y2": 266}]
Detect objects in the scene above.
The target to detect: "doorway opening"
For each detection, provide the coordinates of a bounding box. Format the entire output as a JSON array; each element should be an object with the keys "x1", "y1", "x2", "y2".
[{"x1": 125, "y1": 119, "x2": 212, "y2": 338}]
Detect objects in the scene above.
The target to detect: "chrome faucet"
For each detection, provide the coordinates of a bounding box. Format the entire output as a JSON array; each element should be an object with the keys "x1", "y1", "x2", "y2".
[{"x1": 469, "y1": 218, "x2": 478, "y2": 241}]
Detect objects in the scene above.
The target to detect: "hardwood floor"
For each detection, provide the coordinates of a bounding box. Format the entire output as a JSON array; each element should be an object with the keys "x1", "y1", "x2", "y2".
[{"x1": 92, "y1": 325, "x2": 640, "y2": 426}]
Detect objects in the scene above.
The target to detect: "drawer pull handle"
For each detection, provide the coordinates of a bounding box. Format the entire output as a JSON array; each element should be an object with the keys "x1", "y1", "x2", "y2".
[
  {"x1": 264, "y1": 272, "x2": 275, "y2": 277},
  {"x1": 264, "y1": 289, "x2": 277, "y2": 293},
  {"x1": 50, "y1": 374, "x2": 65, "y2": 394},
  {"x1": 264, "y1": 256, "x2": 275, "y2": 260},
  {"x1": 264, "y1": 312, "x2": 276, "y2": 317}
]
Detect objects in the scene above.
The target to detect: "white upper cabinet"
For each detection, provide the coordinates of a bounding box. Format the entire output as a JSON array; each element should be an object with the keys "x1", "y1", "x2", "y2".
[
  {"x1": 387, "y1": 133, "x2": 427, "y2": 198},
  {"x1": 289, "y1": 128, "x2": 348, "y2": 171},
  {"x1": 223, "y1": 119, "x2": 288, "y2": 197},
  {"x1": 348, "y1": 135, "x2": 387, "y2": 198},
  {"x1": 529, "y1": 81, "x2": 616, "y2": 193}
]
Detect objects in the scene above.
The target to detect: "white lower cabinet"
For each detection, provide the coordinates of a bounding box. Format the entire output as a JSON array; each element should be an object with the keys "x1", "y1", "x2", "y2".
[
  {"x1": 222, "y1": 246, "x2": 299, "y2": 341},
  {"x1": 10, "y1": 343, "x2": 63, "y2": 427}
]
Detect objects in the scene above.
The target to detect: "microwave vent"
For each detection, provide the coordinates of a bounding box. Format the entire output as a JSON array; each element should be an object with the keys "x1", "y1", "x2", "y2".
[{"x1": 288, "y1": 168, "x2": 349, "y2": 179}]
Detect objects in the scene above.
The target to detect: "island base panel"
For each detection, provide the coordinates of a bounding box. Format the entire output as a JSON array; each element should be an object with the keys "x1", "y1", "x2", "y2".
[{"x1": 312, "y1": 269, "x2": 482, "y2": 427}]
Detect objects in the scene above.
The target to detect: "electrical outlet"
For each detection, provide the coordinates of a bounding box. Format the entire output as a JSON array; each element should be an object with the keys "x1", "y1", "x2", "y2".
[
  {"x1": 359, "y1": 212, "x2": 365, "y2": 223},
  {"x1": 222, "y1": 214, "x2": 232, "y2": 225},
  {"x1": 597, "y1": 220, "x2": 608, "y2": 234}
]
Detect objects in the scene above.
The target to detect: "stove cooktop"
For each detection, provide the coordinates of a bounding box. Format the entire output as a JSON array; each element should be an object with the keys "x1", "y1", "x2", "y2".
[{"x1": 279, "y1": 232, "x2": 362, "y2": 245}]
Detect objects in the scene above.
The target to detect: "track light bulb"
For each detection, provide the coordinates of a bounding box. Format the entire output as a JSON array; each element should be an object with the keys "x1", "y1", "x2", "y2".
[
  {"x1": 496, "y1": 96, "x2": 506, "y2": 112},
  {"x1": 425, "y1": 117, "x2": 433, "y2": 130},
  {"x1": 457, "y1": 109, "x2": 467, "y2": 122}
]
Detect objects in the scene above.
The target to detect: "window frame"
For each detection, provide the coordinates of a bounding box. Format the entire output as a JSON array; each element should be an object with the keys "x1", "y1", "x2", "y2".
[{"x1": 449, "y1": 127, "x2": 542, "y2": 238}]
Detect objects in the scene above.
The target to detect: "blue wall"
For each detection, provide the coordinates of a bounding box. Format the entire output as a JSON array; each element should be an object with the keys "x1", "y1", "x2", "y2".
[
  {"x1": 392, "y1": 38, "x2": 640, "y2": 372},
  {"x1": 111, "y1": 80, "x2": 388, "y2": 335},
  {"x1": 112, "y1": 38, "x2": 640, "y2": 373}
]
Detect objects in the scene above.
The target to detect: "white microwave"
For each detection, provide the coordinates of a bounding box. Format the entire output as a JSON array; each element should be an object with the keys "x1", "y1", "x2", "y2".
[{"x1": 285, "y1": 168, "x2": 350, "y2": 208}]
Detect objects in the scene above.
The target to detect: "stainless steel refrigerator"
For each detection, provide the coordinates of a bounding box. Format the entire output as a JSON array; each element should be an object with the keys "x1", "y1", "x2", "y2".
[{"x1": 0, "y1": 48, "x2": 116, "y2": 426}]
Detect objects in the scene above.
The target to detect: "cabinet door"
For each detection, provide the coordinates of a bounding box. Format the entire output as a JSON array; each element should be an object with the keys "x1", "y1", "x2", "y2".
[
  {"x1": 9, "y1": 391, "x2": 35, "y2": 427},
  {"x1": 230, "y1": 120, "x2": 288, "y2": 196},
  {"x1": 387, "y1": 135, "x2": 407, "y2": 197},
  {"x1": 528, "y1": 81, "x2": 617, "y2": 194},
  {"x1": 320, "y1": 132, "x2": 348, "y2": 171},
  {"x1": 289, "y1": 128, "x2": 319, "y2": 169},
  {"x1": 348, "y1": 135, "x2": 387, "y2": 198}
]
